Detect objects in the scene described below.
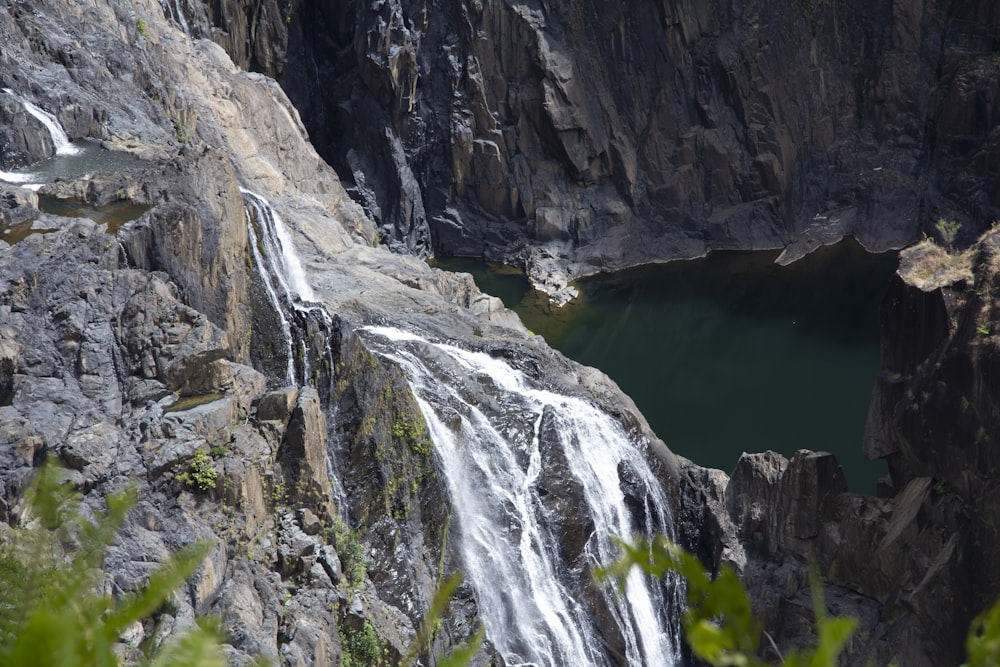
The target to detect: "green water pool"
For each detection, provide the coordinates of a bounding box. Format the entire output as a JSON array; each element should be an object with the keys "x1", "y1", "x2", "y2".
[{"x1": 431, "y1": 239, "x2": 898, "y2": 493}]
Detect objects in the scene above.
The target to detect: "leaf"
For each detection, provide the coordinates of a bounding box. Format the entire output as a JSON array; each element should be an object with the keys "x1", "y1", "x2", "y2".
[
  {"x1": 964, "y1": 595, "x2": 1000, "y2": 667},
  {"x1": 105, "y1": 541, "x2": 213, "y2": 637},
  {"x1": 436, "y1": 625, "x2": 485, "y2": 667},
  {"x1": 145, "y1": 617, "x2": 227, "y2": 667},
  {"x1": 401, "y1": 571, "x2": 472, "y2": 667}
]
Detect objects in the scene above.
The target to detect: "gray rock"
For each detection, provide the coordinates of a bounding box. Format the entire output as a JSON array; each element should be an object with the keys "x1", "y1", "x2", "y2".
[{"x1": 256, "y1": 387, "x2": 300, "y2": 423}]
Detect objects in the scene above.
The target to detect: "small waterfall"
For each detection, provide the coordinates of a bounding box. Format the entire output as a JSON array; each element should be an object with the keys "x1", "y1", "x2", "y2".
[
  {"x1": 159, "y1": 0, "x2": 191, "y2": 36},
  {"x1": 241, "y1": 189, "x2": 315, "y2": 303},
  {"x1": 361, "y1": 327, "x2": 683, "y2": 667},
  {"x1": 241, "y1": 188, "x2": 334, "y2": 392},
  {"x1": 244, "y1": 203, "x2": 296, "y2": 384},
  {"x1": 4, "y1": 89, "x2": 81, "y2": 156}
]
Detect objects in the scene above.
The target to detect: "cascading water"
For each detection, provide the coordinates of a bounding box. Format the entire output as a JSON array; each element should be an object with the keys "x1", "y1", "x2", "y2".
[
  {"x1": 159, "y1": 0, "x2": 191, "y2": 36},
  {"x1": 3, "y1": 88, "x2": 80, "y2": 156},
  {"x1": 361, "y1": 326, "x2": 683, "y2": 667},
  {"x1": 240, "y1": 188, "x2": 335, "y2": 394}
]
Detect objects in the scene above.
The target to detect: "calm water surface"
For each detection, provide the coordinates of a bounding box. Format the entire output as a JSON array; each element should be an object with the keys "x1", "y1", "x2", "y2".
[{"x1": 431, "y1": 240, "x2": 898, "y2": 493}]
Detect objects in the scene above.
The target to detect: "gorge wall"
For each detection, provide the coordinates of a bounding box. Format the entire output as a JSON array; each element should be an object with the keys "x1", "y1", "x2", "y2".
[
  {"x1": 3, "y1": 0, "x2": 1000, "y2": 665},
  {"x1": 268, "y1": 0, "x2": 1000, "y2": 297}
]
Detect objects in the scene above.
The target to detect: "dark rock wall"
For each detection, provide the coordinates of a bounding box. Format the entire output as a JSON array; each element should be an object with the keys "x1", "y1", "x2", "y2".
[
  {"x1": 252, "y1": 0, "x2": 1000, "y2": 280},
  {"x1": 866, "y1": 230, "x2": 1000, "y2": 629}
]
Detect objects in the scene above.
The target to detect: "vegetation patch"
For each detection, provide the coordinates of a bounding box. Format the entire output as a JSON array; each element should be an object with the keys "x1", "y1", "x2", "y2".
[
  {"x1": 0, "y1": 461, "x2": 224, "y2": 666},
  {"x1": 339, "y1": 621, "x2": 382, "y2": 667},
  {"x1": 177, "y1": 449, "x2": 218, "y2": 492},
  {"x1": 899, "y1": 240, "x2": 974, "y2": 291},
  {"x1": 327, "y1": 517, "x2": 366, "y2": 590}
]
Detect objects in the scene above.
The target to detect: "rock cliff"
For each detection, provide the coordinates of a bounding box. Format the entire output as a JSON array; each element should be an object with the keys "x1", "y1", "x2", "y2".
[
  {"x1": 0, "y1": 0, "x2": 681, "y2": 664},
  {"x1": 3, "y1": 0, "x2": 1000, "y2": 665},
  {"x1": 676, "y1": 231, "x2": 1000, "y2": 666},
  {"x1": 266, "y1": 0, "x2": 1000, "y2": 298}
]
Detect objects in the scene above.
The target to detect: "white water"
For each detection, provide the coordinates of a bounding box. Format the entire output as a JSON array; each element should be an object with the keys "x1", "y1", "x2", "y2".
[
  {"x1": 4, "y1": 88, "x2": 81, "y2": 156},
  {"x1": 240, "y1": 189, "x2": 316, "y2": 303},
  {"x1": 361, "y1": 326, "x2": 682, "y2": 667},
  {"x1": 242, "y1": 188, "x2": 335, "y2": 390},
  {"x1": 160, "y1": 0, "x2": 191, "y2": 36},
  {"x1": 244, "y1": 203, "x2": 296, "y2": 384},
  {"x1": 0, "y1": 169, "x2": 38, "y2": 184}
]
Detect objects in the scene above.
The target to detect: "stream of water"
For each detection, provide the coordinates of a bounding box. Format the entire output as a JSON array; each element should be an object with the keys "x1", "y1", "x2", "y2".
[
  {"x1": 432, "y1": 240, "x2": 897, "y2": 492},
  {"x1": 361, "y1": 326, "x2": 683, "y2": 667}
]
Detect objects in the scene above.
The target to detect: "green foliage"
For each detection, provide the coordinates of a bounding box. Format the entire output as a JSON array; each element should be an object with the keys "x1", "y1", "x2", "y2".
[
  {"x1": 400, "y1": 572, "x2": 484, "y2": 667},
  {"x1": 0, "y1": 461, "x2": 224, "y2": 667},
  {"x1": 340, "y1": 622, "x2": 381, "y2": 667},
  {"x1": 935, "y1": 218, "x2": 962, "y2": 248},
  {"x1": 177, "y1": 450, "x2": 218, "y2": 492},
  {"x1": 329, "y1": 517, "x2": 367, "y2": 590},
  {"x1": 136, "y1": 18, "x2": 148, "y2": 37},
  {"x1": 598, "y1": 535, "x2": 856, "y2": 667},
  {"x1": 170, "y1": 117, "x2": 189, "y2": 144},
  {"x1": 391, "y1": 415, "x2": 432, "y2": 456},
  {"x1": 964, "y1": 595, "x2": 1000, "y2": 667},
  {"x1": 391, "y1": 417, "x2": 420, "y2": 442}
]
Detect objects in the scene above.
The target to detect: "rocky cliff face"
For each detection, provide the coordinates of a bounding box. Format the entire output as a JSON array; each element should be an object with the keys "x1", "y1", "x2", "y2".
[
  {"x1": 0, "y1": 1, "x2": 689, "y2": 664},
  {"x1": 4, "y1": 0, "x2": 1000, "y2": 665},
  {"x1": 0, "y1": 0, "x2": 490, "y2": 662},
  {"x1": 246, "y1": 0, "x2": 1000, "y2": 298}
]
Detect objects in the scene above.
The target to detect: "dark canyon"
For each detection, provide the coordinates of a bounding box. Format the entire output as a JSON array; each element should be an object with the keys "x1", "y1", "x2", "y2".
[{"x1": 0, "y1": 0, "x2": 998, "y2": 665}]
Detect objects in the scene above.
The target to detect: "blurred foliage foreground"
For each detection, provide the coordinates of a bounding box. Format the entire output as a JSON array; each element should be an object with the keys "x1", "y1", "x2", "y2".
[
  {"x1": 1, "y1": 462, "x2": 997, "y2": 667},
  {"x1": 0, "y1": 462, "x2": 225, "y2": 667},
  {"x1": 598, "y1": 535, "x2": 1000, "y2": 667}
]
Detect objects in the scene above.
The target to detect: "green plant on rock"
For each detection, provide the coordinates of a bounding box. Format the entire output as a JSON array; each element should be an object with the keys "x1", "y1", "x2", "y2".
[
  {"x1": 340, "y1": 621, "x2": 382, "y2": 667},
  {"x1": 391, "y1": 417, "x2": 420, "y2": 442},
  {"x1": 0, "y1": 460, "x2": 225, "y2": 667},
  {"x1": 177, "y1": 450, "x2": 218, "y2": 492},
  {"x1": 329, "y1": 517, "x2": 367, "y2": 590},
  {"x1": 936, "y1": 218, "x2": 962, "y2": 248},
  {"x1": 136, "y1": 18, "x2": 148, "y2": 37}
]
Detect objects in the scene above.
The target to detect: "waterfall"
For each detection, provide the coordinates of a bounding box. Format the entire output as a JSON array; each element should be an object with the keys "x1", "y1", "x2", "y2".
[
  {"x1": 4, "y1": 89, "x2": 81, "y2": 156},
  {"x1": 241, "y1": 188, "x2": 334, "y2": 394},
  {"x1": 361, "y1": 326, "x2": 683, "y2": 667},
  {"x1": 159, "y1": 0, "x2": 191, "y2": 36},
  {"x1": 240, "y1": 189, "x2": 315, "y2": 303},
  {"x1": 244, "y1": 202, "x2": 296, "y2": 384}
]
